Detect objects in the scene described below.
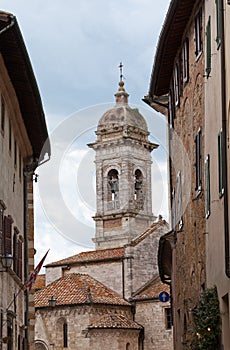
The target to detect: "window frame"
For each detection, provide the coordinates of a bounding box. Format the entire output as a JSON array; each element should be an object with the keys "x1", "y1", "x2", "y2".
[
  {"x1": 206, "y1": 16, "x2": 211, "y2": 77},
  {"x1": 173, "y1": 63, "x2": 180, "y2": 107},
  {"x1": 182, "y1": 38, "x2": 189, "y2": 84},
  {"x1": 195, "y1": 8, "x2": 203, "y2": 59},
  {"x1": 177, "y1": 171, "x2": 183, "y2": 230},
  {"x1": 165, "y1": 307, "x2": 173, "y2": 330},
  {"x1": 218, "y1": 129, "x2": 224, "y2": 197},
  {"x1": 195, "y1": 128, "x2": 202, "y2": 196},
  {"x1": 205, "y1": 154, "x2": 211, "y2": 218},
  {"x1": 215, "y1": 0, "x2": 221, "y2": 48}
]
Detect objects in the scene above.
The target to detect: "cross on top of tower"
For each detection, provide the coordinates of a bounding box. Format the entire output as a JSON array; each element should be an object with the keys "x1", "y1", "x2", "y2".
[{"x1": 119, "y1": 62, "x2": 123, "y2": 82}]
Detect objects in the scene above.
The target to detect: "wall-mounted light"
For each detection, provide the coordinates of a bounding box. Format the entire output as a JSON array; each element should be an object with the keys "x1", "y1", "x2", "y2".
[
  {"x1": 1, "y1": 253, "x2": 13, "y2": 270},
  {"x1": 48, "y1": 296, "x2": 56, "y2": 307}
]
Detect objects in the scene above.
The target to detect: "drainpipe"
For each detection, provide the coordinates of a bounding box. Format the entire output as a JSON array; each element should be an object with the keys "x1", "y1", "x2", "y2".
[
  {"x1": 220, "y1": 0, "x2": 230, "y2": 278},
  {"x1": 23, "y1": 172, "x2": 29, "y2": 349}
]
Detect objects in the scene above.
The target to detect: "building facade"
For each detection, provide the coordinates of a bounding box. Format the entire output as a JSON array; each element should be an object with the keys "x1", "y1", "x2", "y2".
[
  {"x1": 145, "y1": 0, "x2": 230, "y2": 348},
  {"x1": 0, "y1": 11, "x2": 50, "y2": 350}
]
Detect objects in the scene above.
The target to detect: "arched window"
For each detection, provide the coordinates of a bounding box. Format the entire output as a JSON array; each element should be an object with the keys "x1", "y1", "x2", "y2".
[
  {"x1": 126, "y1": 343, "x2": 130, "y2": 350},
  {"x1": 134, "y1": 169, "x2": 143, "y2": 200},
  {"x1": 108, "y1": 169, "x2": 119, "y2": 201}
]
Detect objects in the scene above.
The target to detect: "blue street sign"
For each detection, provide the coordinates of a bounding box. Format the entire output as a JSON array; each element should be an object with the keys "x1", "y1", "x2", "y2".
[{"x1": 159, "y1": 291, "x2": 170, "y2": 302}]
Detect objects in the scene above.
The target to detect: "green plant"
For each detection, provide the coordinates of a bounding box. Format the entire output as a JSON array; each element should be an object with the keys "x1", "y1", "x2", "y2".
[{"x1": 192, "y1": 286, "x2": 221, "y2": 349}]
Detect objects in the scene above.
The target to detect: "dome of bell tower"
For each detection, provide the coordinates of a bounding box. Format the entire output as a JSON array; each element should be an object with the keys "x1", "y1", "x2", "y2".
[{"x1": 97, "y1": 80, "x2": 148, "y2": 136}]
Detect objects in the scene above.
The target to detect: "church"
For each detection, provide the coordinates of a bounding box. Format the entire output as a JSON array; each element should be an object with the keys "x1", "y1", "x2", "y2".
[{"x1": 34, "y1": 77, "x2": 173, "y2": 350}]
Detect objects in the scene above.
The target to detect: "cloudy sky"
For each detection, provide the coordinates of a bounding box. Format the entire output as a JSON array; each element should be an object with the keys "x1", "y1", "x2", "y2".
[{"x1": 1, "y1": 0, "x2": 171, "y2": 265}]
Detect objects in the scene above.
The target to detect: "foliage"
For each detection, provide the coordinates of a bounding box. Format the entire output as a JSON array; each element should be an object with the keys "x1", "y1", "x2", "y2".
[{"x1": 192, "y1": 286, "x2": 221, "y2": 350}]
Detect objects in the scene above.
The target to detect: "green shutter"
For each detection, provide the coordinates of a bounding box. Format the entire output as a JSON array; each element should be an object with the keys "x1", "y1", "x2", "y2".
[
  {"x1": 205, "y1": 155, "x2": 211, "y2": 218},
  {"x1": 218, "y1": 130, "x2": 224, "y2": 197},
  {"x1": 216, "y1": 0, "x2": 221, "y2": 47},
  {"x1": 206, "y1": 17, "x2": 211, "y2": 77}
]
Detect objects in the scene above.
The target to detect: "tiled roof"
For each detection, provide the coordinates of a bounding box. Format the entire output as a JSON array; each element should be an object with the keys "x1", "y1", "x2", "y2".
[
  {"x1": 128, "y1": 219, "x2": 169, "y2": 247},
  {"x1": 88, "y1": 314, "x2": 143, "y2": 330},
  {"x1": 132, "y1": 275, "x2": 170, "y2": 301},
  {"x1": 45, "y1": 247, "x2": 124, "y2": 267},
  {"x1": 35, "y1": 273, "x2": 130, "y2": 308},
  {"x1": 34, "y1": 274, "x2": 46, "y2": 291}
]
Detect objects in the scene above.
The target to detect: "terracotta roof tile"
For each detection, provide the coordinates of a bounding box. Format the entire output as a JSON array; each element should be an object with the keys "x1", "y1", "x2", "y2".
[
  {"x1": 132, "y1": 275, "x2": 170, "y2": 300},
  {"x1": 35, "y1": 273, "x2": 130, "y2": 308},
  {"x1": 128, "y1": 219, "x2": 169, "y2": 247},
  {"x1": 88, "y1": 314, "x2": 143, "y2": 330},
  {"x1": 34, "y1": 274, "x2": 46, "y2": 291},
  {"x1": 45, "y1": 247, "x2": 124, "y2": 267}
]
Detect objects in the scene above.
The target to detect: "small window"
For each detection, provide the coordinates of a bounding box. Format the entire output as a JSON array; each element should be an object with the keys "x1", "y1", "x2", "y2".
[
  {"x1": 195, "y1": 129, "x2": 202, "y2": 195},
  {"x1": 9, "y1": 120, "x2": 12, "y2": 152},
  {"x1": 14, "y1": 141, "x2": 17, "y2": 168},
  {"x1": 205, "y1": 155, "x2": 211, "y2": 218},
  {"x1": 3, "y1": 215, "x2": 13, "y2": 255},
  {"x1": 195, "y1": 8, "x2": 203, "y2": 58},
  {"x1": 182, "y1": 38, "x2": 189, "y2": 84},
  {"x1": 173, "y1": 63, "x2": 180, "y2": 106},
  {"x1": 206, "y1": 16, "x2": 211, "y2": 77},
  {"x1": 215, "y1": 0, "x2": 221, "y2": 48},
  {"x1": 134, "y1": 169, "x2": 143, "y2": 200},
  {"x1": 218, "y1": 129, "x2": 224, "y2": 197},
  {"x1": 1, "y1": 96, "x2": 5, "y2": 134},
  {"x1": 168, "y1": 89, "x2": 175, "y2": 129},
  {"x1": 171, "y1": 188, "x2": 176, "y2": 231},
  {"x1": 165, "y1": 308, "x2": 172, "y2": 330},
  {"x1": 63, "y1": 323, "x2": 68, "y2": 348},
  {"x1": 177, "y1": 171, "x2": 183, "y2": 230},
  {"x1": 108, "y1": 169, "x2": 119, "y2": 201}
]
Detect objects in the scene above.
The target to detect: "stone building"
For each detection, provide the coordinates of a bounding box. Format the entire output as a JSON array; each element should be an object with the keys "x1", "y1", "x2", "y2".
[
  {"x1": 34, "y1": 80, "x2": 173, "y2": 350},
  {"x1": 145, "y1": 0, "x2": 230, "y2": 348},
  {"x1": 0, "y1": 10, "x2": 50, "y2": 350}
]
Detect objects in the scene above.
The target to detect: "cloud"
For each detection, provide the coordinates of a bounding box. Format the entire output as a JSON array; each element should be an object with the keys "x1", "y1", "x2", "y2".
[{"x1": 1, "y1": 0, "x2": 171, "y2": 264}]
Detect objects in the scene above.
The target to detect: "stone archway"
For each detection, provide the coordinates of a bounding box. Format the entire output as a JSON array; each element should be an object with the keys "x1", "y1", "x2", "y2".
[{"x1": 35, "y1": 340, "x2": 48, "y2": 350}]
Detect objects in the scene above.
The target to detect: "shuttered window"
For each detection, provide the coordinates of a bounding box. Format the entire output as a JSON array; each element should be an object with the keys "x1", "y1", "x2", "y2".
[
  {"x1": 195, "y1": 8, "x2": 203, "y2": 58},
  {"x1": 205, "y1": 155, "x2": 211, "y2": 218},
  {"x1": 182, "y1": 38, "x2": 189, "y2": 84},
  {"x1": 177, "y1": 171, "x2": 183, "y2": 230},
  {"x1": 3, "y1": 215, "x2": 13, "y2": 255},
  {"x1": 173, "y1": 63, "x2": 180, "y2": 107},
  {"x1": 206, "y1": 16, "x2": 211, "y2": 77},
  {"x1": 195, "y1": 129, "x2": 202, "y2": 195},
  {"x1": 215, "y1": 0, "x2": 221, "y2": 48},
  {"x1": 218, "y1": 129, "x2": 224, "y2": 197}
]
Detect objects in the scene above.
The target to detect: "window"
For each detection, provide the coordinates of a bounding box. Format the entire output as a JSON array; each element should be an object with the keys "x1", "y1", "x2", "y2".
[
  {"x1": 14, "y1": 141, "x2": 17, "y2": 168},
  {"x1": 176, "y1": 171, "x2": 183, "y2": 230},
  {"x1": 9, "y1": 121, "x2": 12, "y2": 152},
  {"x1": 206, "y1": 16, "x2": 211, "y2": 77},
  {"x1": 173, "y1": 63, "x2": 180, "y2": 106},
  {"x1": 3, "y1": 215, "x2": 13, "y2": 256},
  {"x1": 134, "y1": 169, "x2": 143, "y2": 200},
  {"x1": 108, "y1": 169, "x2": 119, "y2": 201},
  {"x1": 205, "y1": 155, "x2": 211, "y2": 218},
  {"x1": 63, "y1": 323, "x2": 68, "y2": 348},
  {"x1": 195, "y1": 129, "x2": 202, "y2": 195},
  {"x1": 1, "y1": 96, "x2": 5, "y2": 133},
  {"x1": 215, "y1": 0, "x2": 221, "y2": 48},
  {"x1": 195, "y1": 8, "x2": 203, "y2": 58},
  {"x1": 168, "y1": 89, "x2": 175, "y2": 129},
  {"x1": 171, "y1": 189, "x2": 176, "y2": 231},
  {"x1": 165, "y1": 308, "x2": 172, "y2": 329},
  {"x1": 182, "y1": 38, "x2": 189, "y2": 84},
  {"x1": 218, "y1": 129, "x2": 224, "y2": 197}
]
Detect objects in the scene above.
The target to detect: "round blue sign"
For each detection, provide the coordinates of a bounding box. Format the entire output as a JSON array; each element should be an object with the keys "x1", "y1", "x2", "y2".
[{"x1": 159, "y1": 291, "x2": 170, "y2": 302}]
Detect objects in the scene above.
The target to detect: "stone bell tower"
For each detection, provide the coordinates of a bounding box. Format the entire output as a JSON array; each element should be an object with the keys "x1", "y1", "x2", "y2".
[{"x1": 88, "y1": 70, "x2": 158, "y2": 249}]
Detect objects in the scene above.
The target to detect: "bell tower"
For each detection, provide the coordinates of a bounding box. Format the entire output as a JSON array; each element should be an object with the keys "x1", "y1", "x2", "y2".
[{"x1": 88, "y1": 69, "x2": 158, "y2": 249}]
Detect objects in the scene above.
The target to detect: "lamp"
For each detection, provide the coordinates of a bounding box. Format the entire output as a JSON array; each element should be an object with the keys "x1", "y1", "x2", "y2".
[
  {"x1": 48, "y1": 296, "x2": 56, "y2": 307},
  {"x1": 1, "y1": 253, "x2": 13, "y2": 269}
]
